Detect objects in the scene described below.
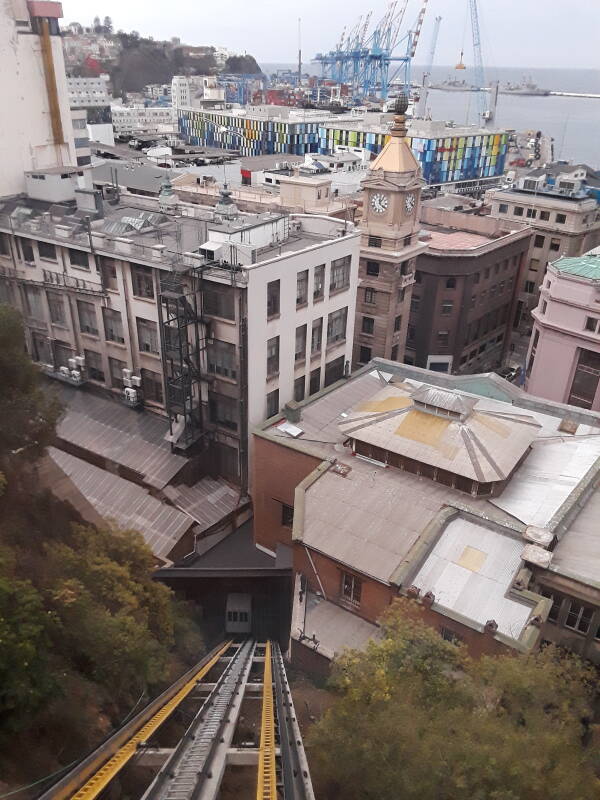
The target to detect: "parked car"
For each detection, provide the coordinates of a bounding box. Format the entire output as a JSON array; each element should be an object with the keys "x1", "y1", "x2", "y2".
[{"x1": 496, "y1": 365, "x2": 521, "y2": 383}]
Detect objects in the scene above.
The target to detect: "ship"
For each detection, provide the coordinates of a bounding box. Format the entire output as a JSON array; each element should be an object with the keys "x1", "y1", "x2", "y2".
[
  {"x1": 500, "y1": 78, "x2": 550, "y2": 96},
  {"x1": 429, "y1": 78, "x2": 481, "y2": 92}
]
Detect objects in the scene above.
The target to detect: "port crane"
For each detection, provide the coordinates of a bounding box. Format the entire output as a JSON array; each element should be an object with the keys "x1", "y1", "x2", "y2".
[
  {"x1": 416, "y1": 14, "x2": 441, "y2": 117},
  {"x1": 460, "y1": 0, "x2": 499, "y2": 127},
  {"x1": 313, "y1": 0, "x2": 430, "y2": 100}
]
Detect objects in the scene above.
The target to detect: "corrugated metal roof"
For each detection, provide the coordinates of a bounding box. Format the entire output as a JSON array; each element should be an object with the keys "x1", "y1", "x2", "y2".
[
  {"x1": 552, "y1": 489, "x2": 600, "y2": 586},
  {"x1": 300, "y1": 592, "x2": 380, "y2": 660},
  {"x1": 412, "y1": 518, "x2": 533, "y2": 640},
  {"x1": 162, "y1": 478, "x2": 241, "y2": 533},
  {"x1": 52, "y1": 384, "x2": 188, "y2": 489},
  {"x1": 553, "y1": 255, "x2": 600, "y2": 280},
  {"x1": 48, "y1": 447, "x2": 192, "y2": 560}
]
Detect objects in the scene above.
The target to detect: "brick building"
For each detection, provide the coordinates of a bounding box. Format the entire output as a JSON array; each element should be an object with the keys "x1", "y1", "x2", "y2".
[
  {"x1": 252, "y1": 359, "x2": 600, "y2": 671},
  {"x1": 407, "y1": 210, "x2": 532, "y2": 374}
]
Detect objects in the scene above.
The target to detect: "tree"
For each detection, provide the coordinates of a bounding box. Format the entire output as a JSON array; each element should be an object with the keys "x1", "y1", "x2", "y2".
[
  {"x1": 0, "y1": 306, "x2": 61, "y2": 461},
  {"x1": 103, "y1": 16, "x2": 113, "y2": 34},
  {"x1": 92, "y1": 15, "x2": 101, "y2": 33},
  {"x1": 308, "y1": 602, "x2": 599, "y2": 800}
]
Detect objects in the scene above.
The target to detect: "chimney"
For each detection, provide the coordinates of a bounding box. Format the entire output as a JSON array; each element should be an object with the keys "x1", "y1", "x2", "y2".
[{"x1": 283, "y1": 400, "x2": 301, "y2": 424}]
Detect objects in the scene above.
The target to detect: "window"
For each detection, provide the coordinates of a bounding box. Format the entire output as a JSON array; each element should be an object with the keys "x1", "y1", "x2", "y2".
[
  {"x1": 267, "y1": 279, "x2": 280, "y2": 318},
  {"x1": 394, "y1": 314, "x2": 401, "y2": 332},
  {"x1": 354, "y1": 330, "x2": 374, "y2": 360},
  {"x1": 366, "y1": 260, "x2": 380, "y2": 276},
  {"x1": 313, "y1": 265, "x2": 325, "y2": 301},
  {"x1": 207, "y1": 339, "x2": 237, "y2": 380},
  {"x1": 446, "y1": 277, "x2": 456, "y2": 289},
  {"x1": 441, "y1": 300, "x2": 453, "y2": 316},
  {"x1": 309, "y1": 367, "x2": 321, "y2": 395},
  {"x1": 403, "y1": 235, "x2": 411, "y2": 247},
  {"x1": 437, "y1": 330, "x2": 449, "y2": 346},
  {"x1": 526, "y1": 208, "x2": 537, "y2": 219},
  {"x1": 473, "y1": 272, "x2": 480, "y2": 284},
  {"x1": 470, "y1": 295, "x2": 476, "y2": 309},
  {"x1": 549, "y1": 239, "x2": 560, "y2": 252},
  {"x1": 524, "y1": 281, "x2": 536, "y2": 294},
  {"x1": 311, "y1": 318, "x2": 322, "y2": 354},
  {"x1": 364, "y1": 287, "x2": 376, "y2": 304},
  {"x1": 555, "y1": 213, "x2": 567, "y2": 224},
  {"x1": 498, "y1": 203, "x2": 508, "y2": 213},
  {"x1": 341, "y1": 571, "x2": 361, "y2": 606},
  {"x1": 108, "y1": 356, "x2": 126, "y2": 389},
  {"x1": 410, "y1": 296, "x2": 420, "y2": 313},
  {"x1": 266, "y1": 388, "x2": 279, "y2": 418},
  {"x1": 564, "y1": 601, "x2": 593, "y2": 634},
  {"x1": 368, "y1": 235, "x2": 382, "y2": 248},
  {"x1": 568, "y1": 348, "x2": 600, "y2": 409},
  {"x1": 136, "y1": 317, "x2": 159, "y2": 354},
  {"x1": 407, "y1": 324, "x2": 415, "y2": 343},
  {"x1": 529, "y1": 259, "x2": 540, "y2": 272},
  {"x1": 324, "y1": 355, "x2": 345, "y2": 386},
  {"x1": 391, "y1": 344, "x2": 398, "y2": 361},
  {"x1": 541, "y1": 300, "x2": 547, "y2": 315},
  {"x1": 533, "y1": 234, "x2": 545, "y2": 248},
  {"x1": 295, "y1": 325, "x2": 307, "y2": 362},
  {"x1": 103, "y1": 307, "x2": 125, "y2": 343},
  {"x1": 539, "y1": 210, "x2": 550, "y2": 221},
  {"x1": 77, "y1": 300, "x2": 98, "y2": 336},
  {"x1": 141, "y1": 368, "x2": 163, "y2": 404},
  {"x1": 281, "y1": 503, "x2": 294, "y2": 527},
  {"x1": 415, "y1": 271, "x2": 422, "y2": 285},
  {"x1": 47, "y1": 292, "x2": 65, "y2": 325},
  {"x1": 203, "y1": 284, "x2": 234, "y2": 320},
  {"x1": 131, "y1": 264, "x2": 154, "y2": 298},
  {"x1": 38, "y1": 241, "x2": 56, "y2": 261},
  {"x1": 397, "y1": 287, "x2": 405, "y2": 303},
  {"x1": 84, "y1": 349, "x2": 104, "y2": 382},
  {"x1": 267, "y1": 336, "x2": 279, "y2": 376},
  {"x1": 0, "y1": 234, "x2": 10, "y2": 256},
  {"x1": 69, "y1": 248, "x2": 89, "y2": 269},
  {"x1": 17, "y1": 237, "x2": 34, "y2": 264},
  {"x1": 440, "y1": 626, "x2": 463, "y2": 645},
  {"x1": 296, "y1": 269, "x2": 308, "y2": 306},
  {"x1": 484, "y1": 268, "x2": 490, "y2": 280},
  {"x1": 585, "y1": 317, "x2": 598, "y2": 332},
  {"x1": 209, "y1": 392, "x2": 238, "y2": 431},
  {"x1": 294, "y1": 375, "x2": 305, "y2": 402},
  {"x1": 540, "y1": 588, "x2": 561, "y2": 623},
  {"x1": 97, "y1": 256, "x2": 118, "y2": 290},
  {"x1": 327, "y1": 307, "x2": 347, "y2": 345},
  {"x1": 330, "y1": 256, "x2": 351, "y2": 292},
  {"x1": 513, "y1": 206, "x2": 524, "y2": 217},
  {"x1": 362, "y1": 316, "x2": 374, "y2": 335}
]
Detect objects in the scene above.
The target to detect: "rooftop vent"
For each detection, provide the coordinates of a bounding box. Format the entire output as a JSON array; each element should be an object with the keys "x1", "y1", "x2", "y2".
[{"x1": 411, "y1": 386, "x2": 476, "y2": 421}]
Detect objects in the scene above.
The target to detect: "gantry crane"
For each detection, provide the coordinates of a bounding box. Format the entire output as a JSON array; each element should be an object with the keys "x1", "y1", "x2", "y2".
[
  {"x1": 416, "y1": 14, "x2": 441, "y2": 117},
  {"x1": 466, "y1": 0, "x2": 498, "y2": 127}
]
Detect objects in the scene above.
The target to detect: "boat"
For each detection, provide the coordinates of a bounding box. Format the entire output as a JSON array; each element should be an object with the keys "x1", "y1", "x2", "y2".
[
  {"x1": 500, "y1": 78, "x2": 550, "y2": 96},
  {"x1": 429, "y1": 78, "x2": 481, "y2": 92}
]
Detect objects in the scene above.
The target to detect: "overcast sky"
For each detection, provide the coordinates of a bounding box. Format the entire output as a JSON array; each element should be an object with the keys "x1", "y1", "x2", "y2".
[{"x1": 60, "y1": 0, "x2": 600, "y2": 70}]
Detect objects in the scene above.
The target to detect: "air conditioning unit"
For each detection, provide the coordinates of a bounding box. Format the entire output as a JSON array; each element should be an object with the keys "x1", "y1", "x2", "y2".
[
  {"x1": 70, "y1": 370, "x2": 82, "y2": 383},
  {"x1": 75, "y1": 355, "x2": 85, "y2": 367},
  {"x1": 59, "y1": 366, "x2": 70, "y2": 377},
  {"x1": 124, "y1": 387, "x2": 138, "y2": 402},
  {"x1": 68, "y1": 358, "x2": 76, "y2": 370},
  {"x1": 131, "y1": 375, "x2": 142, "y2": 387},
  {"x1": 122, "y1": 368, "x2": 132, "y2": 380}
]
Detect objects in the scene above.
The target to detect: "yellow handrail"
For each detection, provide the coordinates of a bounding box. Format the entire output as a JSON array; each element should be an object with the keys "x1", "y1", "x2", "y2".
[
  {"x1": 69, "y1": 640, "x2": 233, "y2": 800},
  {"x1": 256, "y1": 641, "x2": 276, "y2": 800}
]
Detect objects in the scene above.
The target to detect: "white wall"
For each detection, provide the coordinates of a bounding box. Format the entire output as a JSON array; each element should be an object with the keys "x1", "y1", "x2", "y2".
[{"x1": 0, "y1": 5, "x2": 77, "y2": 195}]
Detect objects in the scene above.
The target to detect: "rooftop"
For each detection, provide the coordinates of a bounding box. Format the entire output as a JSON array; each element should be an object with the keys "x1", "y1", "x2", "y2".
[
  {"x1": 551, "y1": 254, "x2": 600, "y2": 281},
  {"x1": 551, "y1": 489, "x2": 600, "y2": 588},
  {"x1": 424, "y1": 228, "x2": 494, "y2": 251}
]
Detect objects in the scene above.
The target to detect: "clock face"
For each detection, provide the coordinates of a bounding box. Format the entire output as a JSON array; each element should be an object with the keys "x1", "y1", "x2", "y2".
[
  {"x1": 371, "y1": 193, "x2": 389, "y2": 214},
  {"x1": 405, "y1": 193, "x2": 416, "y2": 214}
]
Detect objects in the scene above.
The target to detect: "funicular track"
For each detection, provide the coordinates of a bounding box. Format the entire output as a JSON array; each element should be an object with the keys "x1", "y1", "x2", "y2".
[{"x1": 41, "y1": 640, "x2": 314, "y2": 800}]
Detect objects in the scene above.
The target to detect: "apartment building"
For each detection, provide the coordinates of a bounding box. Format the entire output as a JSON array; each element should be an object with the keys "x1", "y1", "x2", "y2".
[
  {"x1": 111, "y1": 105, "x2": 176, "y2": 138},
  {"x1": 353, "y1": 96, "x2": 428, "y2": 367},
  {"x1": 1, "y1": 0, "x2": 77, "y2": 195},
  {"x1": 487, "y1": 164, "x2": 600, "y2": 325},
  {"x1": 0, "y1": 178, "x2": 359, "y2": 488},
  {"x1": 252, "y1": 358, "x2": 600, "y2": 671},
  {"x1": 67, "y1": 75, "x2": 114, "y2": 147},
  {"x1": 525, "y1": 253, "x2": 600, "y2": 411},
  {"x1": 407, "y1": 209, "x2": 532, "y2": 374}
]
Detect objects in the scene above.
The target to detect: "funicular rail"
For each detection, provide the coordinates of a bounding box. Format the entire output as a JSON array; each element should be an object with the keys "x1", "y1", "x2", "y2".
[{"x1": 39, "y1": 641, "x2": 233, "y2": 800}]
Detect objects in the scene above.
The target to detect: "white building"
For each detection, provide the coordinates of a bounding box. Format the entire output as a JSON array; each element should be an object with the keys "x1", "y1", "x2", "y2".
[
  {"x1": 0, "y1": 181, "x2": 359, "y2": 487},
  {"x1": 0, "y1": 0, "x2": 77, "y2": 195},
  {"x1": 171, "y1": 76, "x2": 191, "y2": 109},
  {"x1": 111, "y1": 105, "x2": 176, "y2": 138},
  {"x1": 67, "y1": 75, "x2": 112, "y2": 108}
]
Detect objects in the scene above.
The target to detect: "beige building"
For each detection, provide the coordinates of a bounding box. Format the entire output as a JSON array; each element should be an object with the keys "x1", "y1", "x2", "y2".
[
  {"x1": 487, "y1": 165, "x2": 600, "y2": 326},
  {"x1": 353, "y1": 96, "x2": 428, "y2": 367}
]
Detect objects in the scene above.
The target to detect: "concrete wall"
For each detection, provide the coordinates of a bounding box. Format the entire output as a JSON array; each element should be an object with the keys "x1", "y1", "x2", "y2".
[{"x1": 0, "y1": 3, "x2": 77, "y2": 194}]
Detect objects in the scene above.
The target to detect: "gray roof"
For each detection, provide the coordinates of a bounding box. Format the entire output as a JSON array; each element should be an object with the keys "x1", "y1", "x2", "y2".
[
  {"x1": 162, "y1": 478, "x2": 242, "y2": 533},
  {"x1": 48, "y1": 447, "x2": 192, "y2": 561},
  {"x1": 550, "y1": 489, "x2": 600, "y2": 587},
  {"x1": 296, "y1": 591, "x2": 380, "y2": 660},
  {"x1": 52, "y1": 383, "x2": 188, "y2": 489},
  {"x1": 239, "y1": 154, "x2": 304, "y2": 171},
  {"x1": 92, "y1": 162, "x2": 183, "y2": 194}
]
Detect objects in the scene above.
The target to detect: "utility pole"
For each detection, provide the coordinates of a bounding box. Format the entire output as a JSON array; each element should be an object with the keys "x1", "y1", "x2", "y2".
[{"x1": 298, "y1": 17, "x2": 302, "y2": 89}]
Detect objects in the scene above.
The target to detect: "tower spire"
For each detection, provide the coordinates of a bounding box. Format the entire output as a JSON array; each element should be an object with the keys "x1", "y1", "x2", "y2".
[{"x1": 389, "y1": 91, "x2": 409, "y2": 139}]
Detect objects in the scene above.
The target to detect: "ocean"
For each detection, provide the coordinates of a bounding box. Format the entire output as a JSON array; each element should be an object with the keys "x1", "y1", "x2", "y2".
[{"x1": 260, "y1": 63, "x2": 600, "y2": 168}]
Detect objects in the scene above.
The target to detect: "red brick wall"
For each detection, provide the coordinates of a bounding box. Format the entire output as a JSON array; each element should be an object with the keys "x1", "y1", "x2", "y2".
[{"x1": 252, "y1": 436, "x2": 321, "y2": 553}]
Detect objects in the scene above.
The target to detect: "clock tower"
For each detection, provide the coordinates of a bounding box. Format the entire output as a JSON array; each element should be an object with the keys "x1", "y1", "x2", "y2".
[{"x1": 353, "y1": 94, "x2": 427, "y2": 367}]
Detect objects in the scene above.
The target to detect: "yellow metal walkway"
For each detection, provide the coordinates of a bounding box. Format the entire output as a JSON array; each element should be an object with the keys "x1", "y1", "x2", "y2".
[{"x1": 256, "y1": 641, "x2": 277, "y2": 800}]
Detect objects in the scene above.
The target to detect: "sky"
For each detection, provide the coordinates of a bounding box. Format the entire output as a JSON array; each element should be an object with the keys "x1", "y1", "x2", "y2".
[{"x1": 60, "y1": 0, "x2": 600, "y2": 70}]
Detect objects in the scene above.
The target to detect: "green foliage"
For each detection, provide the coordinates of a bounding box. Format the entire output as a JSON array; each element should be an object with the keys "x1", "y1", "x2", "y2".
[
  {"x1": 224, "y1": 54, "x2": 262, "y2": 74},
  {"x1": 0, "y1": 306, "x2": 61, "y2": 460},
  {"x1": 309, "y1": 602, "x2": 599, "y2": 800}
]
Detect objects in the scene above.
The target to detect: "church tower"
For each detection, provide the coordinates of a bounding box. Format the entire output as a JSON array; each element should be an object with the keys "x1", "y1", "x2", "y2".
[{"x1": 353, "y1": 94, "x2": 427, "y2": 366}]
